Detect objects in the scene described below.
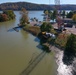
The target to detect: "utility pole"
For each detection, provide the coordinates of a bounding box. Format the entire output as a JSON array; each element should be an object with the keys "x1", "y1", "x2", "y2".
[{"x1": 54, "y1": 0, "x2": 64, "y2": 31}]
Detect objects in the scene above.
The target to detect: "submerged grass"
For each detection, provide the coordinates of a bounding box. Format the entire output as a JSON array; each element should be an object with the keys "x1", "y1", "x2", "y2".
[{"x1": 23, "y1": 25, "x2": 41, "y2": 36}]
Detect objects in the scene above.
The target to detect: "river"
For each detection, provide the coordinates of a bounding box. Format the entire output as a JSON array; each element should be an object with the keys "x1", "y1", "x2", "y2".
[{"x1": 0, "y1": 11, "x2": 57, "y2": 75}]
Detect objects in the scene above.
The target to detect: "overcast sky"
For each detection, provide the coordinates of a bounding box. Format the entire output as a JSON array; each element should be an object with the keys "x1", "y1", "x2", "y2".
[{"x1": 0, "y1": 0, "x2": 76, "y2": 4}]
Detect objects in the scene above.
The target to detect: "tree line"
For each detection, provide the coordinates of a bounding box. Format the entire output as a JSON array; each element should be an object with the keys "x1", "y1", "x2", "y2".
[
  {"x1": 44, "y1": 10, "x2": 76, "y2": 23},
  {"x1": 0, "y1": 2, "x2": 76, "y2": 10}
]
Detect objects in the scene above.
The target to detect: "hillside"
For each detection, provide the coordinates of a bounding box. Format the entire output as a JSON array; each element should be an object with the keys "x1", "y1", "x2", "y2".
[{"x1": 0, "y1": 2, "x2": 76, "y2": 10}]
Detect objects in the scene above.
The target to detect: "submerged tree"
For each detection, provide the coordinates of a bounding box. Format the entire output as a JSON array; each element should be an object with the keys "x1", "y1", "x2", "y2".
[
  {"x1": 0, "y1": 13, "x2": 8, "y2": 22},
  {"x1": 20, "y1": 8, "x2": 29, "y2": 25},
  {"x1": 0, "y1": 10, "x2": 15, "y2": 22},
  {"x1": 3, "y1": 10, "x2": 15, "y2": 20}
]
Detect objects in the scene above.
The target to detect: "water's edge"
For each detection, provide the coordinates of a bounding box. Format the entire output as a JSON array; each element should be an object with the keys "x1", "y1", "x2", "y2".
[{"x1": 50, "y1": 45, "x2": 73, "y2": 75}]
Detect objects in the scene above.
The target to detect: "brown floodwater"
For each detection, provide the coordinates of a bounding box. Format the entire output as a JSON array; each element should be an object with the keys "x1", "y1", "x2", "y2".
[{"x1": 0, "y1": 11, "x2": 57, "y2": 75}]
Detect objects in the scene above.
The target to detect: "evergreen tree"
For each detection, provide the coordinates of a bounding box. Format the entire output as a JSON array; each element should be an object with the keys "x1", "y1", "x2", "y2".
[
  {"x1": 62, "y1": 10, "x2": 65, "y2": 19},
  {"x1": 66, "y1": 11, "x2": 73, "y2": 18},
  {"x1": 51, "y1": 10, "x2": 57, "y2": 21},
  {"x1": 63, "y1": 34, "x2": 76, "y2": 65}
]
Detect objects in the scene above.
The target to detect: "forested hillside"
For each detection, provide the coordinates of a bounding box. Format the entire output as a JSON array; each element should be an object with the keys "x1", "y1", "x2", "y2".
[{"x1": 0, "y1": 2, "x2": 76, "y2": 10}]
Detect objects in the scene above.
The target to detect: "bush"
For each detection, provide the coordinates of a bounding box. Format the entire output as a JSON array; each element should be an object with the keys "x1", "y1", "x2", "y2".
[
  {"x1": 55, "y1": 33, "x2": 69, "y2": 48},
  {"x1": 72, "y1": 14, "x2": 76, "y2": 22},
  {"x1": 64, "y1": 34, "x2": 76, "y2": 55},
  {"x1": 63, "y1": 34, "x2": 76, "y2": 65},
  {"x1": 40, "y1": 22, "x2": 53, "y2": 32}
]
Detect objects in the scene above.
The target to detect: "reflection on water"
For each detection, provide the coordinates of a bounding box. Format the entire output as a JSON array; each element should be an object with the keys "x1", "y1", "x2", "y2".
[
  {"x1": 28, "y1": 11, "x2": 43, "y2": 21},
  {"x1": 57, "y1": 51, "x2": 72, "y2": 75},
  {"x1": 7, "y1": 28, "x2": 15, "y2": 32},
  {"x1": 0, "y1": 11, "x2": 57, "y2": 75},
  {"x1": 7, "y1": 26, "x2": 24, "y2": 32},
  {"x1": 20, "y1": 51, "x2": 46, "y2": 75},
  {"x1": 53, "y1": 47, "x2": 73, "y2": 75}
]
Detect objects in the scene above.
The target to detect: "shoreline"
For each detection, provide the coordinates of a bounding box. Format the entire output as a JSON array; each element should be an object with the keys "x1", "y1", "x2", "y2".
[
  {"x1": 23, "y1": 27, "x2": 72, "y2": 75},
  {"x1": 22, "y1": 25, "x2": 76, "y2": 75},
  {"x1": 50, "y1": 45, "x2": 73, "y2": 75}
]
